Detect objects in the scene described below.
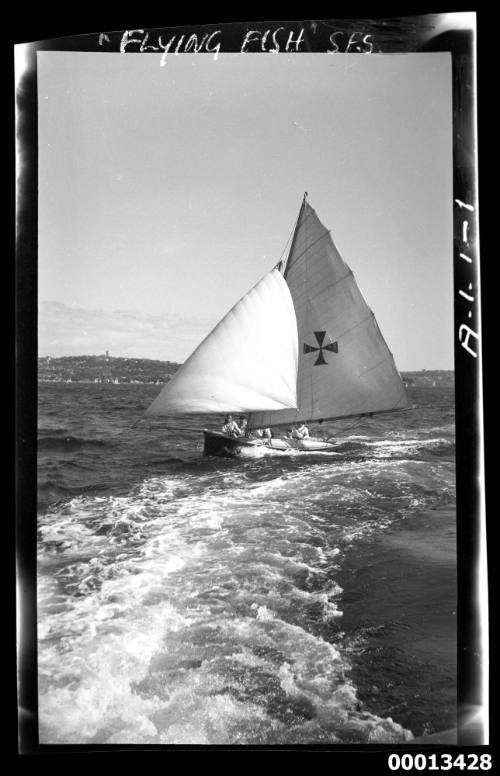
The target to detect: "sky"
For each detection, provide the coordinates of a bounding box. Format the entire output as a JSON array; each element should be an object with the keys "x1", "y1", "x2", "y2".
[{"x1": 37, "y1": 51, "x2": 453, "y2": 370}]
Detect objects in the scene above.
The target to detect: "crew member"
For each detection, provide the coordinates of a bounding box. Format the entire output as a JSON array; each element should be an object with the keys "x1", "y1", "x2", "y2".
[
  {"x1": 222, "y1": 415, "x2": 241, "y2": 437},
  {"x1": 291, "y1": 422, "x2": 309, "y2": 439}
]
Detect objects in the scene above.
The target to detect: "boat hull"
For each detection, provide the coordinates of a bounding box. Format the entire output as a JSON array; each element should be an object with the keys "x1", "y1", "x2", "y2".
[
  {"x1": 202, "y1": 431, "x2": 262, "y2": 457},
  {"x1": 202, "y1": 431, "x2": 336, "y2": 457}
]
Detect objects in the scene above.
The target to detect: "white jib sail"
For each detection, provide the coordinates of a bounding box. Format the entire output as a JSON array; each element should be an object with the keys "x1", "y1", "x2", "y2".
[{"x1": 145, "y1": 269, "x2": 298, "y2": 415}]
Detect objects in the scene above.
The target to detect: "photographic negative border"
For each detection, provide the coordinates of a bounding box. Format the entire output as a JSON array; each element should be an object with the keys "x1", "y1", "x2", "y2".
[{"x1": 15, "y1": 13, "x2": 486, "y2": 756}]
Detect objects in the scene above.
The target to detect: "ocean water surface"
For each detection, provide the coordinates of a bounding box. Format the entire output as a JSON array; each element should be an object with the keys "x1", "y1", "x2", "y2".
[{"x1": 37, "y1": 383, "x2": 456, "y2": 745}]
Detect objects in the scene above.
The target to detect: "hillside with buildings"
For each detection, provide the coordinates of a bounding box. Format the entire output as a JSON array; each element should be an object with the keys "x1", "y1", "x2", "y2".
[
  {"x1": 38, "y1": 354, "x2": 454, "y2": 388},
  {"x1": 38, "y1": 354, "x2": 181, "y2": 384}
]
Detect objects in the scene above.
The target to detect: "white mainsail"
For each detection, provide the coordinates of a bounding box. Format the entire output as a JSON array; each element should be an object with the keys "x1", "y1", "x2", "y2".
[
  {"x1": 249, "y1": 198, "x2": 409, "y2": 429},
  {"x1": 145, "y1": 269, "x2": 298, "y2": 416}
]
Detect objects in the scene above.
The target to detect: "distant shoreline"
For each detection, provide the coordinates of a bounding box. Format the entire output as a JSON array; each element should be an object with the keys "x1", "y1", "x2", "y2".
[
  {"x1": 38, "y1": 380, "x2": 167, "y2": 385},
  {"x1": 38, "y1": 354, "x2": 182, "y2": 385},
  {"x1": 37, "y1": 377, "x2": 455, "y2": 386},
  {"x1": 37, "y1": 355, "x2": 455, "y2": 388}
]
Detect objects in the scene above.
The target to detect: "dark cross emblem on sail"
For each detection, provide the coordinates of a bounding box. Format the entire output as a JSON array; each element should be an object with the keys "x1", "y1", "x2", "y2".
[{"x1": 303, "y1": 331, "x2": 338, "y2": 366}]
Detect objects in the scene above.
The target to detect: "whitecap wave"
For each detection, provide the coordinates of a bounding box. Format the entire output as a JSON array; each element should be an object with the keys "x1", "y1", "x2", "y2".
[{"x1": 38, "y1": 448, "x2": 452, "y2": 744}]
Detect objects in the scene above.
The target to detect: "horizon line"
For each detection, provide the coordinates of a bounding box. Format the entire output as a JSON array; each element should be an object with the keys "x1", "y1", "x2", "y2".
[{"x1": 37, "y1": 353, "x2": 455, "y2": 372}]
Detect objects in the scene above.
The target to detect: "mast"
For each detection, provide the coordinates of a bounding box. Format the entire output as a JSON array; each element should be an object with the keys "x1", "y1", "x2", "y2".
[{"x1": 280, "y1": 192, "x2": 308, "y2": 279}]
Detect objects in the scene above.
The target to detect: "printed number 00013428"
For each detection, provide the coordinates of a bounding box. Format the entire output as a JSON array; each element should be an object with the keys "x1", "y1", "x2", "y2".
[{"x1": 387, "y1": 754, "x2": 492, "y2": 771}]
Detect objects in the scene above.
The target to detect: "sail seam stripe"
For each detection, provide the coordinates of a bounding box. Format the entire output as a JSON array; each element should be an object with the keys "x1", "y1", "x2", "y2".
[
  {"x1": 289, "y1": 229, "x2": 331, "y2": 265},
  {"x1": 334, "y1": 312, "x2": 376, "y2": 341},
  {"x1": 306, "y1": 271, "x2": 353, "y2": 296},
  {"x1": 357, "y1": 354, "x2": 401, "y2": 378}
]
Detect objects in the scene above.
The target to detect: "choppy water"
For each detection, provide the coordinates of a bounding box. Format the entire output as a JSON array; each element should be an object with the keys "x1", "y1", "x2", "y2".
[{"x1": 37, "y1": 383, "x2": 456, "y2": 745}]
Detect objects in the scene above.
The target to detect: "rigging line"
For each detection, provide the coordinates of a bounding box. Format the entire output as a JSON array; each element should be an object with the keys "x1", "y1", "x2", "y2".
[
  {"x1": 112, "y1": 417, "x2": 148, "y2": 436},
  {"x1": 275, "y1": 219, "x2": 297, "y2": 268},
  {"x1": 275, "y1": 201, "x2": 306, "y2": 269},
  {"x1": 283, "y1": 198, "x2": 312, "y2": 278},
  {"x1": 325, "y1": 415, "x2": 366, "y2": 438},
  {"x1": 325, "y1": 395, "x2": 415, "y2": 437}
]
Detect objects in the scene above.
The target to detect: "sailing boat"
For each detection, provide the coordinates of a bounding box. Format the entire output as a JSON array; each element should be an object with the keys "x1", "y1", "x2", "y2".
[{"x1": 145, "y1": 194, "x2": 409, "y2": 455}]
